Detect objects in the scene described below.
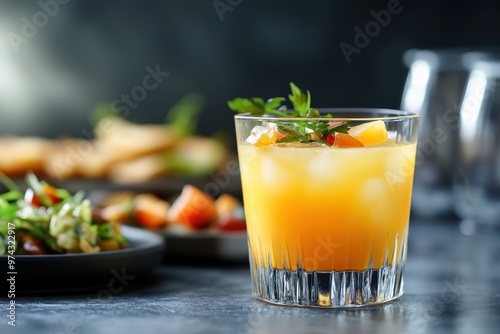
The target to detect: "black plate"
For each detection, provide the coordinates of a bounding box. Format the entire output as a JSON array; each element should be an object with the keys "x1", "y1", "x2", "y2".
[
  {"x1": 0, "y1": 226, "x2": 165, "y2": 293},
  {"x1": 165, "y1": 230, "x2": 248, "y2": 261}
]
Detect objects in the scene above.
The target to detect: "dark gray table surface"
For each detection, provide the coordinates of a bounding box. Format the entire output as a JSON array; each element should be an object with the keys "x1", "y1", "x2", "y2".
[{"x1": 1, "y1": 219, "x2": 499, "y2": 334}]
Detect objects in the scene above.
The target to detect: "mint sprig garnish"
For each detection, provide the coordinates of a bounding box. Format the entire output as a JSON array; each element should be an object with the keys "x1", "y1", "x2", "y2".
[
  {"x1": 228, "y1": 82, "x2": 350, "y2": 145},
  {"x1": 228, "y1": 97, "x2": 288, "y2": 116},
  {"x1": 288, "y1": 82, "x2": 311, "y2": 116}
]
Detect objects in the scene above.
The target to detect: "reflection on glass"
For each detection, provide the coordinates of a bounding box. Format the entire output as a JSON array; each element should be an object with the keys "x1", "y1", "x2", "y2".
[
  {"x1": 454, "y1": 60, "x2": 500, "y2": 226},
  {"x1": 402, "y1": 60, "x2": 431, "y2": 113},
  {"x1": 401, "y1": 49, "x2": 489, "y2": 218}
]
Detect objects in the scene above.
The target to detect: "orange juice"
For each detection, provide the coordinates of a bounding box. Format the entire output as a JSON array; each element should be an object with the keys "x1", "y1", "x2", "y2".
[{"x1": 238, "y1": 142, "x2": 416, "y2": 272}]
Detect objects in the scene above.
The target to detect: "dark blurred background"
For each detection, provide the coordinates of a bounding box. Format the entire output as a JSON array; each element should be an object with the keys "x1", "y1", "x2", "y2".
[{"x1": 0, "y1": 0, "x2": 499, "y2": 141}]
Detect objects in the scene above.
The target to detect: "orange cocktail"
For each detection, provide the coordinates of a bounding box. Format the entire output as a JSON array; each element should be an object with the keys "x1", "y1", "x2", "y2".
[{"x1": 235, "y1": 109, "x2": 418, "y2": 307}]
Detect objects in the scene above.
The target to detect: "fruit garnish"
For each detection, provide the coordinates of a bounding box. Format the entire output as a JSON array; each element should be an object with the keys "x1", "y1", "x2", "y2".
[
  {"x1": 333, "y1": 133, "x2": 364, "y2": 148},
  {"x1": 167, "y1": 185, "x2": 217, "y2": 229},
  {"x1": 348, "y1": 120, "x2": 388, "y2": 146},
  {"x1": 245, "y1": 124, "x2": 278, "y2": 147},
  {"x1": 229, "y1": 83, "x2": 351, "y2": 146}
]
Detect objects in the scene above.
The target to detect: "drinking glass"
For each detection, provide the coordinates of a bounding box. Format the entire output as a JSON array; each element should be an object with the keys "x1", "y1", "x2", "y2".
[
  {"x1": 401, "y1": 49, "x2": 489, "y2": 217},
  {"x1": 235, "y1": 109, "x2": 418, "y2": 307},
  {"x1": 453, "y1": 60, "x2": 500, "y2": 227}
]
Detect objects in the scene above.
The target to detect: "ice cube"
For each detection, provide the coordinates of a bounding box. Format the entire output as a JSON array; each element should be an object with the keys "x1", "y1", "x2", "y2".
[
  {"x1": 361, "y1": 178, "x2": 388, "y2": 201},
  {"x1": 360, "y1": 178, "x2": 392, "y2": 221},
  {"x1": 308, "y1": 150, "x2": 340, "y2": 183},
  {"x1": 261, "y1": 154, "x2": 285, "y2": 185}
]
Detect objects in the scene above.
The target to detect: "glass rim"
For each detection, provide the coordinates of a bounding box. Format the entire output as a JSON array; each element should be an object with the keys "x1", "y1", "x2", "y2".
[
  {"x1": 234, "y1": 108, "x2": 419, "y2": 122},
  {"x1": 402, "y1": 48, "x2": 490, "y2": 69}
]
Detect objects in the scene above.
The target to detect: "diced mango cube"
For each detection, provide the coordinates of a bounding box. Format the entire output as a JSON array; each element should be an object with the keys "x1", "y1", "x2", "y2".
[
  {"x1": 333, "y1": 133, "x2": 364, "y2": 148},
  {"x1": 246, "y1": 124, "x2": 278, "y2": 147},
  {"x1": 348, "y1": 120, "x2": 388, "y2": 146}
]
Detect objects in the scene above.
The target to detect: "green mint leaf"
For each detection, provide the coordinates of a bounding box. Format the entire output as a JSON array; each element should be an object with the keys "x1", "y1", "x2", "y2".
[
  {"x1": 251, "y1": 97, "x2": 265, "y2": 108},
  {"x1": 327, "y1": 122, "x2": 351, "y2": 135},
  {"x1": 276, "y1": 136, "x2": 299, "y2": 143},
  {"x1": 229, "y1": 82, "x2": 352, "y2": 145},
  {"x1": 228, "y1": 97, "x2": 287, "y2": 116},
  {"x1": 264, "y1": 97, "x2": 285, "y2": 112},
  {"x1": 288, "y1": 82, "x2": 311, "y2": 116},
  {"x1": 306, "y1": 108, "x2": 320, "y2": 118},
  {"x1": 277, "y1": 124, "x2": 308, "y2": 140},
  {"x1": 228, "y1": 98, "x2": 266, "y2": 115}
]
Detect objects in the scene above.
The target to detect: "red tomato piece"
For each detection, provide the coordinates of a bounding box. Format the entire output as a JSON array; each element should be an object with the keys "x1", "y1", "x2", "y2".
[{"x1": 218, "y1": 215, "x2": 246, "y2": 232}]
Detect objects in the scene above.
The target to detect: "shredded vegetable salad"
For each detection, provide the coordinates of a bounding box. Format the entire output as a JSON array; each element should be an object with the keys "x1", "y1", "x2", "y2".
[{"x1": 0, "y1": 173, "x2": 127, "y2": 255}]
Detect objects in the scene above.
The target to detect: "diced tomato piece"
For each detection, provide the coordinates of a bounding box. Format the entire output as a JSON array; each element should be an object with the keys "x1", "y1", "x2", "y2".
[
  {"x1": 25, "y1": 184, "x2": 61, "y2": 208},
  {"x1": 136, "y1": 210, "x2": 167, "y2": 229},
  {"x1": 25, "y1": 189, "x2": 42, "y2": 207},
  {"x1": 218, "y1": 215, "x2": 246, "y2": 232},
  {"x1": 167, "y1": 185, "x2": 217, "y2": 229},
  {"x1": 326, "y1": 134, "x2": 335, "y2": 146},
  {"x1": 134, "y1": 194, "x2": 170, "y2": 229},
  {"x1": 44, "y1": 184, "x2": 61, "y2": 204}
]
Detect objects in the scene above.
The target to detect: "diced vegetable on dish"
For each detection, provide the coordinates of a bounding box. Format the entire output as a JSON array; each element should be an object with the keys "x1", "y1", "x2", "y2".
[
  {"x1": 134, "y1": 194, "x2": 170, "y2": 229},
  {"x1": 99, "y1": 186, "x2": 247, "y2": 234},
  {"x1": 167, "y1": 185, "x2": 218, "y2": 230},
  {"x1": 0, "y1": 173, "x2": 127, "y2": 255}
]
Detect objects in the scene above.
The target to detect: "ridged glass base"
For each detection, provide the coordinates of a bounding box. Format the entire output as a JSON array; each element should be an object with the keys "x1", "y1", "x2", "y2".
[{"x1": 251, "y1": 265, "x2": 405, "y2": 308}]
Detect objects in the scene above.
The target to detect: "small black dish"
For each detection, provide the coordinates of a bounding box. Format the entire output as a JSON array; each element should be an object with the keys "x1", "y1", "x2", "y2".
[{"x1": 1, "y1": 226, "x2": 165, "y2": 293}]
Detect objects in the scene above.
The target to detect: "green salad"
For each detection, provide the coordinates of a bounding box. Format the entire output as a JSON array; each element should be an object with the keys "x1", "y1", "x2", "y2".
[{"x1": 0, "y1": 173, "x2": 126, "y2": 255}]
